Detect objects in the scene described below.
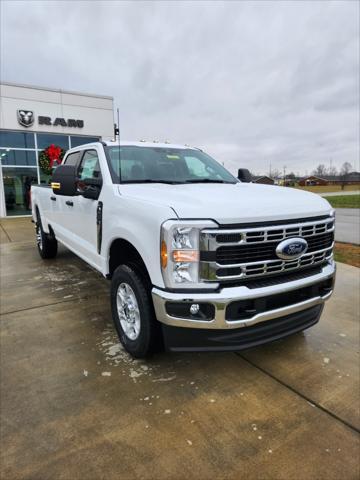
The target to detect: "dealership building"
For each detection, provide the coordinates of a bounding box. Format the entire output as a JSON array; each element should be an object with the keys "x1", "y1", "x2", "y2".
[{"x1": 0, "y1": 82, "x2": 114, "y2": 217}]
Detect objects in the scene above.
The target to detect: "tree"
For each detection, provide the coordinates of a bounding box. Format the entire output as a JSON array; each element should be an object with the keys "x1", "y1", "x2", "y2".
[
  {"x1": 340, "y1": 162, "x2": 352, "y2": 176},
  {"x1": 312, "y1": 164, "x2": 327, "y2": 177},
  {"x1": 328, "y1": 165, "x2": 338, "y2": 177},
  {"x1": 340, "y1": 162, "x2": 353, "y2": 190},
  {"x1": 270, "y1": 168, "x2": 281, "y2": 179}
]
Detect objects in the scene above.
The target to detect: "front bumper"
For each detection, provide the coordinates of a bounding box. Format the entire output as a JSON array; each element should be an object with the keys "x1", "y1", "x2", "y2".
[
  {"x1": 152, "y1": 261, "x2": 336, "y2": 331},
  {"x1": 160, "y1": 305, "x2": 324, "y2": 352}
]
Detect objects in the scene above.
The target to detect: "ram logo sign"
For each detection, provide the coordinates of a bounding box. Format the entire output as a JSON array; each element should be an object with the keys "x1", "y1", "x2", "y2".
[
  {"x1": 17, "y1": 110, "x2": 35, "y2": 128},
  {"x1": 38, "y1": 116, "x2": 84, "y2": 128},
  {"x1": 17, "y1": 109, "x2": 84, "y2": 129}
]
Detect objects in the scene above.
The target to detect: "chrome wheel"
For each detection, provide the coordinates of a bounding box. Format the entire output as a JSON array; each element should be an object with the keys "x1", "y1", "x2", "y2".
[
  {"x1": 36, "y1": 224, "x2": 43, "y2": 251},
  {"x1": 116, "y1": 282, "x2": 141, "y2": 340}
]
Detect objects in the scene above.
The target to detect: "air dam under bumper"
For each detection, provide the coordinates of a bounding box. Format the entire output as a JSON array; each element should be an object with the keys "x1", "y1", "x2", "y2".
[{"x1": 152, "y1": 262, "x2": 335, "y2": 352}]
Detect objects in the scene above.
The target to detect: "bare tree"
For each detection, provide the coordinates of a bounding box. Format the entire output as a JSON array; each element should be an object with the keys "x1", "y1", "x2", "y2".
[
  {"x1": 312, "y1": 164, "x2": 327, "y2": 177},
  {"x1": 340, "y1": 162, "x2": 353, "y2": 190},
  {"x1": 340, "y1": 162, "x2": 352, "y2": 176},
  {"x1": 270, "y1": 168, "x2": 281, "y2": 179},
  {"x1": 328, "y1": 165, "x2": 338, "y2": 177}
]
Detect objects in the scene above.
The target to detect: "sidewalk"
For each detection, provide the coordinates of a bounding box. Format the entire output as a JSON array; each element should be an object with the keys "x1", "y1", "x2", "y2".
[{"x1": 319, "y1": 190, "x2": 360, "y2": 197}]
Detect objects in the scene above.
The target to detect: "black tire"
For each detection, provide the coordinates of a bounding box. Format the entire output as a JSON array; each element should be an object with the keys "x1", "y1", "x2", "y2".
[
  {"x1": 35, "y1": 210, "x2": 58, "y2": 259},
  {"x1": 111, "y1": 264, "x2": 162, "y2": 358}
]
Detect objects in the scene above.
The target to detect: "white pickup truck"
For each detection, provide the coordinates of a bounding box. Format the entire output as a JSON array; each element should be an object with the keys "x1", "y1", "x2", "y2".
[{"x1": 31, "y1": 141, "x2": 336, "y2": 357}]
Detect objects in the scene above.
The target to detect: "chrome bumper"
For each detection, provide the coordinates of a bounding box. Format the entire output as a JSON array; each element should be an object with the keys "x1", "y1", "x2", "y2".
[{"x1": 152, "y1": 261, "x2": 336, "y2": 330}]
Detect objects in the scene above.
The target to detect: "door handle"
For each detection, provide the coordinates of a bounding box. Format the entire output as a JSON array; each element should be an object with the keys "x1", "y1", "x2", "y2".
[
  {"x1": 50, "y1": 196, "x2": 56, "y2": 201},
  {"x1": 65, "y1": 200, "x2": 74, "y2": 207}
]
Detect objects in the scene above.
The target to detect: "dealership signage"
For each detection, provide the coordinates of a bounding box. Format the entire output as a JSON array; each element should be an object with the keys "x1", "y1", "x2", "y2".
[{"x1": 17, "y1": 109, "x2": 84, "y2": 129}]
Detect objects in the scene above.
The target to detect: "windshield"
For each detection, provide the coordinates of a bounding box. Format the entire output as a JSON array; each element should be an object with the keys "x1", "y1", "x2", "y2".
[{"x1": 105, "y1": 146, "x2": 238, "y2": 184}]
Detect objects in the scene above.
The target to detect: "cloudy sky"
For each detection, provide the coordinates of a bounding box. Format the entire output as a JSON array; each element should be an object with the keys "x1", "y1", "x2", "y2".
[{"x1": 1, "y1": 0, "x2": 359, "y2": 175}]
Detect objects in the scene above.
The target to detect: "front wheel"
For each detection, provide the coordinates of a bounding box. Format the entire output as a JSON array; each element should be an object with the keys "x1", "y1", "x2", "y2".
[{"x1": 111, "y1": 264, "x2": 161, "y2": 358}]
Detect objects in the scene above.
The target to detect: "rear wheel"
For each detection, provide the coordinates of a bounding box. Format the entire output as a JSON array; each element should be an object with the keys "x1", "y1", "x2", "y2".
[
  {"x1": 35, "y1": 211, "x2": 58, "y2": 259},
  {"x1": 111, "y1": 264, "x2": 161, "y2": 358}
]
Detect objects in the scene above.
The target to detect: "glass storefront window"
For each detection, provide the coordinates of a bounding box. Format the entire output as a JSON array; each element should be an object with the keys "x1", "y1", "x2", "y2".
[
  {"x1": 2, "y1": 167, "x2": 38, "y2": 216},
  {"x1": 70, "y1": 136, "x2": 100, "y2": 147},
  {"x1": 38, "y1": 151, "x2": 52, "y2": 185},
  {"x1": 0, "y1": 129, "x2": 102, "y2": 217},
  {"x1": 0, "y1": 130, "x2": 35, "y2": 148},
  {"x1": 39, "y1": 170, "x2": 51, "y2": 185},
  {"x1": 37, "y1": 133, "x2": 69, "y2": 150},
  {"x1": 0, "y1": 149, "x2": 37, "y2": 166}
]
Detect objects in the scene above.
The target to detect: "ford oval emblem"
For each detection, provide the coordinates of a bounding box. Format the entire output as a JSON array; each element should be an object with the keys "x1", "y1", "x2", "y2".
[{"x1": 275, "y1": 238, "x2": 308, "y2": 260}]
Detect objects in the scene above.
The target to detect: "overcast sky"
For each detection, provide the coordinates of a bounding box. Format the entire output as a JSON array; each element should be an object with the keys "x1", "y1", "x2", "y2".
[{"x1": 1, "y1": 0, "x2": 359, "y2": 175}]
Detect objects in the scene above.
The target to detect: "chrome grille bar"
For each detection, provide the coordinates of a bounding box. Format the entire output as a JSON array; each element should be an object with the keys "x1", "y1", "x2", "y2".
[
  {"x1": 200, "y1": 217, "x2": 334, "y2": 249},
  {"x1": 200, "y1": 216, "x2": 335, "y2": 282}
]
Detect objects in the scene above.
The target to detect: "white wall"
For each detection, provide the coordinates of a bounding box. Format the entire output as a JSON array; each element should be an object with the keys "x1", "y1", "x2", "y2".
[{"x1": 0, "y1": 82, "x2": 114, "y2": 139}]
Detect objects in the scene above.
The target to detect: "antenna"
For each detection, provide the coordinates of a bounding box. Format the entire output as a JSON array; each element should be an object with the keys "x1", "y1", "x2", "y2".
[{"x1": 117, "y1": 108, "x2": 121, "y2": 183}]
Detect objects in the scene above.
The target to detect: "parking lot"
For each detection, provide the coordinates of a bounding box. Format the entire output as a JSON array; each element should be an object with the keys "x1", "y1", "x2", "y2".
[{"x1": 1, "y1": 218, "x2": 359, "y2": 480}]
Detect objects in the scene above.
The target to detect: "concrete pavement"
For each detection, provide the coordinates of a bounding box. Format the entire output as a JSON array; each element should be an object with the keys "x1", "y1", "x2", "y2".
[
  {"x1": 335, "y1": 208, "x2": 360, "y2": 245},
  {"x1": 1, "y1": 218, "x2": 359, "y2": 480}
]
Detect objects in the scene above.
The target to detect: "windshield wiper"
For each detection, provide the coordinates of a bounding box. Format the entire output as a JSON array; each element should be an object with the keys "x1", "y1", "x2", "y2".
[
  {"x1": 184, "y1": 179, "x2": 236, "y2": 184},
  {"x1": 121, "y1": 179, "x2": 184, "y2": 185}
]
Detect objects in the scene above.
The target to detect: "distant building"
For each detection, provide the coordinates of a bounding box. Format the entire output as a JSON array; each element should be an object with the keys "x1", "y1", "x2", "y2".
[
  {"x1": 298, "y1": 176, "x2": 328, "y2": 186},
  {"x1": 340, "y1": 172, "x2": 360, "y2": 184},
  {"x1": 252, "y1": 175, "x2": 275, "y2": 185},
  {"x1": 299, "y1": 172, "x2": 360, "y2": 186}
]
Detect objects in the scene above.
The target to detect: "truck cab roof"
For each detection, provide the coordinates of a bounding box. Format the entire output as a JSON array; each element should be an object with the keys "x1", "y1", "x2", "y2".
[{"x1": 103, "y1": 140, "x2": 199, "y2": 150}]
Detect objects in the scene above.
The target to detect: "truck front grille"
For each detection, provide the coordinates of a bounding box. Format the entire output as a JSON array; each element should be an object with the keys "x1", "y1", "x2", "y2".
[
  {"x1": 199, "y1": 216, "x2": 334, "y2": 282},
  {"x1": 213, "y1": 231, "x2": 333, "y2": 265}
]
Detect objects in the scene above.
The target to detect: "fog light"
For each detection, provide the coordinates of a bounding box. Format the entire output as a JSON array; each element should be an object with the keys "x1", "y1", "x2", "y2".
[
  {"x1": 190, "y1": 303, "x2": 200, "y2": 315},
  {"x1": 165, "y1": 302, "x2": 215, "y2": 320}
]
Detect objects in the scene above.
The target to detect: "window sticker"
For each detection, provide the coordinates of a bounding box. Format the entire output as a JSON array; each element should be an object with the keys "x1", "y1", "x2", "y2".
[
  {"x1": 166, "y1": 154, "x2": 180, "y2": 160},
  {"x1": 81, "y1": 158, "x2": 98, "y2": 179}
]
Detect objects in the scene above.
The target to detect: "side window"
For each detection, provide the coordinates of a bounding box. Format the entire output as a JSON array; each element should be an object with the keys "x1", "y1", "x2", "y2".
[
  {"x1": 78, "y1": 150, "x2": 102, "y2": 181},
  {"x1": 64, "y1": 151, "x2": 80, "y2": 166}
]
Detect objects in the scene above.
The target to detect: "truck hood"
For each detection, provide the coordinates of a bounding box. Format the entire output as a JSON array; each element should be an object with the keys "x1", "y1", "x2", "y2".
[{"x1": 118, "y1": 183, "x2": 331, "y2": 224}]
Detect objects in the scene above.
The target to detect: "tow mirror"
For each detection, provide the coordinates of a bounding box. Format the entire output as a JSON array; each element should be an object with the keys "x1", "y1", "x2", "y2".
[
  {"x1": 237, "y1": 168, "x2": 252, "y2": 183},
  {"x1": 51, "y1": 165, "x2": 77, "y2": 196},
  {"x1": 77, "y1": 177, "x2": 102, "y2": 200}
]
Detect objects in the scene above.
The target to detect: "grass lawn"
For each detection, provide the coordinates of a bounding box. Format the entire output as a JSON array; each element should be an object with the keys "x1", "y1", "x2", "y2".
[
  {"x1": 323, "y1": 195, "x2": 360, "y2": 208},
  {"x1": 334, "y1": 242, "x2": 360, "y2": 268}
]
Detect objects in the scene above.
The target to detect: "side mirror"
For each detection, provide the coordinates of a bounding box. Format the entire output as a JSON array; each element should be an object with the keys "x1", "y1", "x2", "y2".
[
  {"x1": 51, "y1": 165, "x2": 77, "y2": 196},
  {"x1": 237, "y1": 168, "x2": 252, "y2": 183},
  {"x1": 82, "y1": 185, "x2": 100, "y2": 200},
  {"x1": 77, "y1": 177, "x2": 102, "y2": 200}
]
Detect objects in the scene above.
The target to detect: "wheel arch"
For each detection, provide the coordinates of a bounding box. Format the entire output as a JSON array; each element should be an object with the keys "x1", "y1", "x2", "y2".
[
  {"x1": 34, "y1": 205, "x2": 55, "y2": 237},
  {"x1": 108, "y1": 238, "x2": 152, "y2": 286}
]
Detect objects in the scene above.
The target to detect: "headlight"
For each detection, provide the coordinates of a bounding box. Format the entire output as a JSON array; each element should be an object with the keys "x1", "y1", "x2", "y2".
[{"x1": 160, "y1": 220, "x2": 217, "y2": 289}]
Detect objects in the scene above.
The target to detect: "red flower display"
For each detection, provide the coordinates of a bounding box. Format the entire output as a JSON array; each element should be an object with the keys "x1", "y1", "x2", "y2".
[
  {"x1": 46, "y1": 144, "x2": 63, "y2": 168},
  {"x1": 39, "y1": 144, "x2": 65, "y2": 175}
]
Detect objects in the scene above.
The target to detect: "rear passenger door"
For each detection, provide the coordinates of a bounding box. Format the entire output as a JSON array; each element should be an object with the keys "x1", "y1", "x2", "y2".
[{"x1": 72, "y1": 149, "x2": 103, "y2": 267}]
